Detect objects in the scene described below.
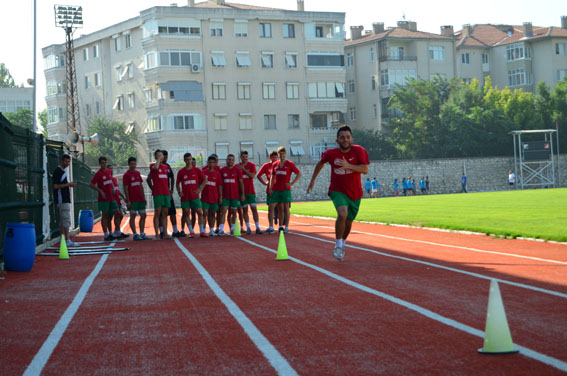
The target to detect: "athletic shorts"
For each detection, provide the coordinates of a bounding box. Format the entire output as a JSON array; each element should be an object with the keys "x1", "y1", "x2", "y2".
[
  {"x1": 130, "y1": 201, "x2": 146, "y2": 212},
  {"x1": 330, "y1": 191, "x2": 361, "y2": 221},
  {"x1": 153, "y1": 194, "x2": 171, "y2": 208},
  {"x1": 181, "y1": 198, "x2": 202, "y2": 209},
  {"x1": 202, "y1": 202, "x2": 219, "y2": 211},
  {"x1": 98, "y1": 200, "x2": 119, "y2": 214},
  {"x1": 57, "y1": 203, "x2": 72, "y2": 228},
  {"x1": 168, "y1": 197, "x2": 177, "y2": 215},
  {"x1": 271, "y1": 190, "x2": 292, "y2": 204},
  {"x1": 240, "y1": 193, "x2": 257, "y2": 206},
  {"x1": 222, "y1": 198, "x2": 241, "y2": 209},
  {"x1": 266, "y1": 193, "x2": 274, "y2": 206}
]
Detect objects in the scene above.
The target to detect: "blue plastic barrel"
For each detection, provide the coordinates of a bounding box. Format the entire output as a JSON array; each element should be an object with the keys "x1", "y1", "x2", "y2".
[
  {"x1": 4, "y1": 223, "x2": 36, "y2": 272},
  {"x1": 79, "y1": 210, "x2": 94, "y2": 232}
]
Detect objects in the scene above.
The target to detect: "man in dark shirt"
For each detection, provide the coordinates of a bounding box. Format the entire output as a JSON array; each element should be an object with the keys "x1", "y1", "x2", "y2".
[{"x1": 53, "y1": 154, "x2": 77, "y2": 246}]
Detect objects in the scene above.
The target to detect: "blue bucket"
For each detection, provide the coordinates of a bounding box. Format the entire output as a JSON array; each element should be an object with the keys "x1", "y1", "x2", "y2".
[
  {"x1": 4, "y1": 223, "x2": 36, "y2": 272},
  {"x1": 79, "y1": 210, "x2": 94, "y2": 232}
]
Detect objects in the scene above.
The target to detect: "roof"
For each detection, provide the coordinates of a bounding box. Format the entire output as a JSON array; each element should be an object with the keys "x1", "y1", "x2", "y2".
[
  {"x1": 456, "y1": 24, "x2": 567, "y2": 48},
  {"x1": 194, "y1": 1, "x2": 284, "y2": 11},
  {"x1": 345, "y1": 27, "x2": 453, "y2": 46}
]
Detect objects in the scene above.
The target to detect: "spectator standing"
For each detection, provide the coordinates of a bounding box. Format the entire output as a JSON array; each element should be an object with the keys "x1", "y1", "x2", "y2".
[
  {"x1": 392, "y1": 178, "x2": 399, "y2": 197},
  {"x1": 461, "y1": 173, "x2": 468, "y2": 193},
  {"x1": 53, "y1": 154, "x2": 78, "y2": 246}
]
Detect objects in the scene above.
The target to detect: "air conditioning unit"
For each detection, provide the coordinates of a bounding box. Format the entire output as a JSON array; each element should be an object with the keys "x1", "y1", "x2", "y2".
[{"x1": 191, "y1": 64, "x2": 201, "y2": 73}]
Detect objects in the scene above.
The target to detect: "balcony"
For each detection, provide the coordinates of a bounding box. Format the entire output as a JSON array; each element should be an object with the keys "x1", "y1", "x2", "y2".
[
  {"x1": 307, "y1": 98, "x2": 348, "y2": 113},
  {"x1": 379, "y1": 55, "x2": 417, "y2": 62}
]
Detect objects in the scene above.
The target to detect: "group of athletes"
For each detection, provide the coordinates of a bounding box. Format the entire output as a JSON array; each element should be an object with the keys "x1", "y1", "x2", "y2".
[{"x1": 89, "y1": 125, "x2": 369, "y2": 261}]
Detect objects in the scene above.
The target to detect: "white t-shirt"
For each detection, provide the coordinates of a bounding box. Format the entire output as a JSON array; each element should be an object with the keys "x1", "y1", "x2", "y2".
[{"x1": 508, "y1": 172, "x2": 516, "y2": 184}]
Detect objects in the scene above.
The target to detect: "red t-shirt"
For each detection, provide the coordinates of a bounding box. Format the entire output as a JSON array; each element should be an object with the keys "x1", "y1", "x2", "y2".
[
  {"x1": 123, "y1": 169, "x2": 145, "y2": 202},
  {"x1": 320, "y1": 145, "x2": 370, "y2": 201},
  {"x1": 202, "y1": 169, "x2": 222, "y2": 204},
  {"x1": 112, "y1": 177, "x2": 121, "y2": 205},
  {"x1": 177, "y1": 167, "x2": 205, "y2": 202},
  {"x1": 257, "y1": 161, "x2": 273, "y2": 194},
  {"x1": 90, "y1": 168, "x2": 115, "y2": 202},
  {"x1": 238, "y1": 162, "x2": 256, "y2": 195},
  {"x1": 271, "y1": 160, "x2": 300, "y2": 192},
  {"x1": 220, "y1": 166, "x2": 243, "y2": 200},
  {"x1": 149, "y1": 163, "x2": 170, "y2": 196},
  {"x1": 202, "y1": 165, "x2": 221, "y2": 173}
]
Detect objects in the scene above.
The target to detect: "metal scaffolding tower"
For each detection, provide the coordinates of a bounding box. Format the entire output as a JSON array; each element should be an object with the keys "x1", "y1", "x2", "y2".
[{"x1": 511, "y1": 129, "x2": 558, "y2": 189}]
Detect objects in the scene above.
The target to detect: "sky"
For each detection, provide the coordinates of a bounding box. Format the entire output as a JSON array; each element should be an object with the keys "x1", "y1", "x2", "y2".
[{"x1": 1, "y1": 0, "x2": 565, "y2": 112}]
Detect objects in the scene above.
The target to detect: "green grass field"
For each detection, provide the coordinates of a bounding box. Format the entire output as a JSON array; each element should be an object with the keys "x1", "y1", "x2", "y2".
[{"x1": 272, "y1": 188, "x2": 567, "y2": 242}]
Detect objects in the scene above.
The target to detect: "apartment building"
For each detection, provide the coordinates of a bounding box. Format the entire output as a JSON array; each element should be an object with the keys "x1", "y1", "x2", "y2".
[
  {"x1": 42, "y1": 0, "x2": 346, "y2": 165},
  {"x1": 344, "y1": 21, "x2": 456, "y2": 132},
  {"x1": 0, "y1": 88, "x2": 33, "y2": 115}
]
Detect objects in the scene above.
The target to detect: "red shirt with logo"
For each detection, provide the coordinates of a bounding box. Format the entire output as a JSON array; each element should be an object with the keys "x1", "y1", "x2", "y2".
[
  {"x1": 220, "y1": 166, "x2": 243, "y2": 200},
  {"x1": 202, "y1": 169, "x2": 222, "y2": 204},
  {"x1": 320, "y1": 145, "x2": 370, "y2": 201},
  {"x1": 90, "y1": 168, "x2": 115, "y2": 202},
  {"x1": 258, "y1": 161, "x2": 273, "y2": 194},
  {"x1": 238, "y1": 162, "x2": 256, "y2": 195},
  {"x1": 271, "y1": 160, "x2": 300, "y2": 192},
  {"x1": 177, "y1": 167, "x2": 205, "y2": 202},
  {"x1": 123, "y1": 169, "x2": 145, "y2": 202},
  {"x1": 149, "y1": 163, "x2": 170, "y2": 196}
]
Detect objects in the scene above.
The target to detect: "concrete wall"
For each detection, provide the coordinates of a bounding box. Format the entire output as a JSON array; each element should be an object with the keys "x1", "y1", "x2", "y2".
[{"x1": 110, "y1": 154, "x2": 567, "y2": 208}]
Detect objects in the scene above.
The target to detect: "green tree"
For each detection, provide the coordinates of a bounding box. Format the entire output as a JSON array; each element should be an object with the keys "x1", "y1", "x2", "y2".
[
  {"x1": 4, "y1": 108, "x2": 33, "y2": 130},
  {"x1": 551, "y1": 79, "x2": 567, "y2": 151},
  {"x1": 38, "y1": 109, "x2": 48, "y2": 138},
  {"x1": 84, "y1": 117, "x2": 138, "y2": 166},
  {"x1": 0, "y1": 63, "x2": 18, "y2": 88},
  {"x1": 351, "y1": 129, "x2": 397, "y2": 160}
]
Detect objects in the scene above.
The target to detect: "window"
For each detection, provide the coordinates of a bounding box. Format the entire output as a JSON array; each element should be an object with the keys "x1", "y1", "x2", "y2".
[
  {"x1": 307, "y1": 54, "x2": 344, "y2": 67},
  {"x1": 114, "y1": 35, "x2": 121, "y2": 52},
  {"x1": 239, "y1": 114, "x2": 253, "y2": 129},
  {"x1": 44, "y1": 54, "x2": 65, "y2": 69},
  {"x1": 235, "y1": 21, "x2": 248, "y2": 37},
  {"x1": 508, "y1": 68, "x2": 531, "y2": 86},
  {"x1": 144, "y1": 88, "x2": 153, "y2": 102},
  {"x1": 210, "y1": 23, "x2": 223, "y2": 36},
  {"x1": 145, "y1": 52, "x2": 157, "y2": 69},
  {"x1": 215, "y1": 143, "x2": 229, "y2": 159},
  {"x1": 348, "y1": 80, "x2": 355, "y2": 93},
  {"x1": 115, "y1": 66, "x2": 122, "y2": 81},
  {"x1": 263, "y1": 83, "x2": 276, "y2": 99},
  {"x1": 94, "y1": 73, "x2": 100, "y2": 87},
  {"x1": 307, "y1": 82, "x2": 344, "y2": 98},
  {"x1": 84, "y1": 76, "x2": 90, "y2": 89},
  {"x1": 285, "y1": 53, "x2": 297, "y2": 68},
  {"x1": 347, "y1": 52, "x2": 353, "y2": 66},
  {"x1": 556, "y1": 43, "x2": 566, "y2": 55},
  {"x1": 310, "y1": 114, "x2": 327, "y2": 128},
  {"x1": 96, "y1": 101, "x2": 101, "y2": 115},
  {"x1": 127, "y1": 63, "x2": 134, "y2": 78},
  {"x1": 113, "y1": 95, "x2": 124, "y2": 111},
  {"x1": 158, "y1": 24, "x2": 201, "y2": 36},
  {"x1": 289, "y1": 141, "x2": 305, "y2": 156},
  {"x1": 429, "y1": 46, "x2": 445, "y2": 60},
  {"x1": 349, "y1": 107, "x2": 357, "y2": 121},
  {"x1": 373, "y1": 104, "x2": 377, "y2": 118},
  {"x1": 390, "y1": 46, "x2": 405, "y2": 60},
  {"x1": 371, "y1": 76, "x2": 376, "y2": 90},
  {"x1": 283, "y1": 24, "x2": 295, "y2": 38},
  {"x1": 212, "y1": 83, "x2": 226, "y2": 99},
  {"x1": 125, "y1": 34, "x2": 132, "y2": 49},
  {"x1": 239, "y1": 142, "x2": 254, "y2": 158},
  {"x1": 83, "y1": 48, "x2": 89, "y2": 61},
  {"x1": 214, "y1": 114, "x2": 228, "y2": 130},
  {"x1": 158, "y1": 51, "x2": 201, "y2": 67},
  {"x1": 259, "y1": 23, "x2": 271, "y2": 37},
  {"x1": 93, "y1": 45, "x2": 99, "y2": 58},
  {"x1": 286, "y1": 83, "x2": 299, "y2": 99},
  {"x1": 461, "y1": 53, "x2": 470, "y2": 64},
  {"x1": 128, "y1": 92, "x2": 135, "y2": 108},
  {"x1": 146, "y1": 116, "x2": 161, "y2": 132},
  {"x1": 506, "y1": 43, "x2": 531, "y2": 61},
  {"x1": 482, "y1": 53, "x2": 489, "y2": 64},
  {"x1": 261, "y1": 52, "x2": 273, "y2": 68},
  {"x1": 370, "y1": 47, "x2": 375, "y2": 62},
  {"x1": 557, "y1": 69, "x2": 567, "y2": 82},
  {"x1": 380, "y1": 69, "x2": 416, "y2": 87},
  {"x1": 288, "y1": 114, "x2": 299, "y2": 129},
  {"x1": 264, "y1": 115, "x2": 276, "y2": 129},
  {"x1": 85, "y1": 104, "x2": 91, "y2": 117},
  {"x1": 315, "y1": 26, "x2": 324, "y2": 38},
  {"x1": 236, "y1": 52, "x2": 251, "y2": 67},
  {"x1": 47, "y1": 81, "x2": 65, "y2": 96},
  {"x1": 211, "y1": 53, "x2": 227, "y2": 67},
  {"x1": 265, "y1": 141, "x2": 279, "y2": 156},
  {"x1": 171, "y1": 115, "x2": 198, "y2": 130},
  {"x1": 237, "y1": 83, "x2": 251, "y2": 99},
  {"x1": 47, "y1": 107, "x2": 66, "y2": 124}
]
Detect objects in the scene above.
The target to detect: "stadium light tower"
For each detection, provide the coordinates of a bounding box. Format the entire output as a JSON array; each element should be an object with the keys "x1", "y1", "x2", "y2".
[{"x1": 54, "y1": 5, "x2": 83, "y2": 154}]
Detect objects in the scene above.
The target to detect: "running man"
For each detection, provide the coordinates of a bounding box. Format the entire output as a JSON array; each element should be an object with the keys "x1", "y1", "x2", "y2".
[
  {"x1": 238, "y1": 150, "x2": 262, "y2": 234},
  {"x1": 219, "y1": 154, "x2": 245, "y2": 235},
  {"x1": 176, "y1": 153, "x2": 208, "y2": 238},
  {"x1": 123, "y1": 157, "x2": 151, "y2": 240},
  {"x1": 89, "y1": 156, "x2": 121, "y2": 241},
  {"x1": 202, "y1": 155, "x2": 223, "y2": 236},
  {"x1": 147, "y1": 150, "x2": 171, "y2": 239},
  {"x1": 257, "y1": 150, "x2": 278, "y2": 233},
  {"x1": 269, "y1": 146, "x2": 301, "y2": 233},
  {"x1": 307, "y1": 125, "x2": 370, "y2": 261}
]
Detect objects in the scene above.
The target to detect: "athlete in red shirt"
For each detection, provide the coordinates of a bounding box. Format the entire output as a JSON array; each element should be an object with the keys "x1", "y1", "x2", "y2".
[
  {"x1": 237, "y1": 150, "x2": 263, "y2": 234},
  {"x1": 269, "y1": 147, "x2": 301, "y2": 233},
  {"x1": 307, "y1": 125, "x2": 370, "y2": 261},
  {"x1": 219, "y1": 154, "x2": 245, "y2": 235},
  {"x1": 123, "y1": 157, "x2": 151, "y2": 240},
  {"x1": 89, "y1": 156, "x2": 121, "y2": 241},
  {"x1": 176, "y1": 152, "x2": 208, "y2": 238},
  {"x1": 257, "y1": 150, "x2": 278, "y2": 233},
  {"x1": 202, "y1": 155, "x2": 223, "y2": 236},
  {"x1": 146, "y1": 150, "x2": 171, "y2": 239},
  {"x1": 111, "y1": 174, "x2": 128, "y2": 239}
]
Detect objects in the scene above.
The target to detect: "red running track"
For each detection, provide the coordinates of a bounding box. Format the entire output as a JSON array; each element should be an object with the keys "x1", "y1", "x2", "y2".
[{"x1": 0, "y1": 213, "x2": 565, "y2": 375}]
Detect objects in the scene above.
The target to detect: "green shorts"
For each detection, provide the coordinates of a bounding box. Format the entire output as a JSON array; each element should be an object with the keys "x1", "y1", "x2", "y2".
[
  {"x1": 272, "y1": 190, "x2": 292, "y2": 204},
  {"x1": 130, "y1": 201, "x2": 146, "y2": 212},
  {"x1": 330, "y1": 191, "x2": 361, "y2": 221},
  {"x1": 241, "y1": 193, "x2": 257, "y2": 206},
  {"x1": 266, "y1": 193, "x2": 273, "y2": 206},
  {"x1": 153, "y1": 194, "x2": 171, "y2": 208},
  {"x1": 181, "y1": 198, "x2": 202, "y2": 209},
  {"x1": 98, "y1": 200, "x2": 119, "y2": 214},
  {"x1": 202, "y1": 202, "x2": 219, "y2": 211},
  {"x1": 222, "y1": 198, "x2": 241, "y2": 209}
]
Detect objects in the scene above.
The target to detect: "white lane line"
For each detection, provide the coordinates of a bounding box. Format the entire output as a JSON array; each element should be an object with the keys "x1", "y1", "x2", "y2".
[
  {"x1": 292, "y1": 232, "x2": 567, "y2": 299},
  {"x1": 174, "y1": 238, "x2": 297, "y2": 376},
  {"x1": 290, "y1": 221, "x2": 567, "y2": 265},
  {"x1": 236, "y1": 236, "x2": 567, "y2": 373},
  {"x1": 23, "y1": 254, "x2": 109, "y2": 376}
]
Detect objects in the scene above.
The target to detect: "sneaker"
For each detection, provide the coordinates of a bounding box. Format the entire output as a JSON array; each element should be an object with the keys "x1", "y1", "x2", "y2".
[
  {"x1": 133, "y1": 234, "x2": 142, "y2": 241},
  {"x1": 230, "y1": 230, "x2": 234, "y2": 236},
  {"x1": 246, "y1": 228, "x2": 251, "y2": 235},
  {"x1": 172, "y1": 231, "x2": 182, "y2": 238},
  {"x1": 67, "y1": 240, "x2": 78, "y2": 247},
  {"x1": 178, "y1": 231, "x2": 187, "y2": 238},
  {"x1": 159, "y1": 232, "x2": 164, "y2": 239},
  {"x1": 284, "y1": 228, "x2": 289, "y2": 234},
  {"x1": 141, "y1": 234, "x2": 153, "y2": 240},
  {"x1": 119, "y1": 232, "x2": 130, "y2": 239},
  {"x1": 255, "y1": 229, "x2": 263, "y2": 235},
  {"x1": 214, "y1": 229, "x2": 220, "y2": 235},
  {"x1": 333, "y1": 246, "x2": 344, "y2": 261},
  {"x1": 104, "y1": 235, "x2": 111, "y2": 241},
  {"x1": 265, "y1": 228, "x2": 274, "y2": 234},
  {"x1": 278, "y1": 226, "x2": 284, "y2": 233},
  {"x1": 200, "y1": 232, "x2": 209, "y2": 238},
  {"x1": 339, "y1": 247, "x2": 346, "y2": 260},
  {"x1": 218, "y1": 231, "x2": 226, "y2": 236},
  {"x1": 188, "y1": 232, "x2": 195, "y2": 238},
  {"x1": 209, "y1": 231, "x2": 216, "y2": 237}
]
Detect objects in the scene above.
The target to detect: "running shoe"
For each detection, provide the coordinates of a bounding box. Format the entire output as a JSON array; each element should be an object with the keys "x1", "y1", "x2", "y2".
[
  {"x1": 188, "y1": 232, "x2": 195, "y2": 238},
  {"x1": 333, "y1": 246, "x2": 344, "y2": 261},
  {"x1": 284, "y1": 228, "x2": 289, "y2": 234},
  {"x1": 218, "y1": 231, "x2": 226, "y2": 236},
  {"x1": 133, "y1": 234, "x2": 142, "y2": 241},
  {"x1": 246, "y1": 228, "x2": 251, "y2": 235},
  {"x1": 214, "y1": 229, "x2": 220, "y2": 235},
  {"x1": 178, "y1": 231, "x2": 187, "y2": 238},
  {"x1": 278, "y1": 226, "x2": 284, "y2": 233},
  {"x1": 209, "y1": 231, "x2": 216, "y2": 237},
  {"x1": 140, "y1": 233, "x2": 152, "y2": 240},
  {"x1": 200, "y1": 232, "x2": 209, "y2": 238},
  {"x1": 119, "y1": 232, "x2": 130, "y2": 239},
  {"x1": 159, "y1": 232, "x2": 164, "y2": 239},
  {"x1": 265, "y1": 228, "x2": 274, "y2": 234},
  {"x1": 67, "y1": 240, "x2": 79, "y2": 247},
  {"x1": 104, "y1": 235, "x2": 111, "y2": 241},
  {"x1": 255, "y1": 229, "x2": 263, "y2": 235}
]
